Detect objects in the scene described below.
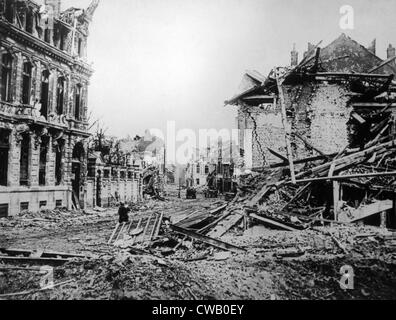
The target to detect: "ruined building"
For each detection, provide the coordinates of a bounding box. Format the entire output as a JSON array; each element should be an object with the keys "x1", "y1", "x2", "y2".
[
  {"x1": 0, "y1": 0, "x2": 99, "y2": 216},
  {"x1": 226, "y1": 34, "x2": 396, "y2": 169}
]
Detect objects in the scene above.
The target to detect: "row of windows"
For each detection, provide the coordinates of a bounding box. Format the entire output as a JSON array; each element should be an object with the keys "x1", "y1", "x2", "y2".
[
  {"x1": 2, "y1": 0, "x2": 85, "y2": 57},
  {"x1": 0, "y1": 129, "x2": 63, "y2": 187},
  {"x1": 196, "y1": 164, "x2": 210, "y2": 174},
  {"x1": 0, "y1": 52, "x2": 84, "y2": 120}
]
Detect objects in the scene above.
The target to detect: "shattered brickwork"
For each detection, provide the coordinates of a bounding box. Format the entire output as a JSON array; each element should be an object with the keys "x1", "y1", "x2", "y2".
[{"x1": 240, "y1": 83, "x2": 351, "y2": 168}]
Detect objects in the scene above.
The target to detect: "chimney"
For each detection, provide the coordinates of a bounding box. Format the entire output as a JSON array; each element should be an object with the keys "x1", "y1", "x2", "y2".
[
  {"x1": 387, "y1": 44, "x2": 396, "y2": 68},
  {"x1": 45, "y1": 0, "x2": 61, "y2": 17},
  {"x1": 387, "y1": 44, "x2": 396, "y2": 59},
  {"x1": 303, "y1": 42, "x2": 315, "y2": 58},
  {"x1": 367, "y1": 39, "x2": 376, "y2": 55},
  {"x1": 291, "y1": 43, "x2": 298, "y2": 67}
]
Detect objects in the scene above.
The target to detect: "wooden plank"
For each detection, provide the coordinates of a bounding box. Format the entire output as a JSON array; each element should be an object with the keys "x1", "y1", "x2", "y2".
[
  {"x1": 312, "y1": 72, "x2": 391, "y2": 79},
  {"x1": 250, "y1": 213, "x2": 298, "y2": 231},
  {"x1": 274, "y1": 210, "x2": 350, "y2": 225},
  {"x1": 140, "y1": 214, "x2": 153, "y2": 242},
  {"x1": 0, "y1": 256, "x2": 70, "y2": 266},
  {"x1": 131, "y1": 218, "x2": 143, "y2": 246},
  {"x1": 209, "y1": 204, "x2": 227, "y2": 215},
  {"x1": 351, "y1": 102, "x2": 396, "y2": 108},
  {"x1": 267, "y1": 147, "x2": 289, "y2": 162},
  {"x1": 280, "y1": 183, "x2": 311, "y2": 211},
  {"x1": 368, "y1": 55, "x2": 396, "y2": 73},
  {"x1": 107, "y1": 223, "x2": 120, "y2": 244},
  {"x1": 351, "y1": 112, "x2": 366, "y2": 124},
  {"x1": 333, "y1": 181, "x2": 341, "y2": 222},
  {"x1": 268, "y1": 153, "x2": 339, "y2": 168},
  {"x1": 197, "y1": 210, "x2": 232, "y2": 234},
  {"x1": 248, "y1": 185, "x2": 273, "y2": 207},
  {"x1": 0, "y1": 248, "x2": 86, "y2": 259},
  {"x1": 114, "y1": 223, "x2": 126, "y2": 242},
  {"x1": 276, "y1": 69, "x2": 296, "y2": 184},
  {"x1": 170, "y1": 225, "x2": 246, "y2": 253},
  {"x1": 292, "y1": 171, "x2": 396, "y2": 184},
  {"x1": 153, "y1": 212, "x2": 164, "y2": 239},
  {"x1": 206, "y1": 212, "x2": 244, "y2": 239},
  {"x1": 350, "y1": 200, "x2": 392, "y2": 222}
]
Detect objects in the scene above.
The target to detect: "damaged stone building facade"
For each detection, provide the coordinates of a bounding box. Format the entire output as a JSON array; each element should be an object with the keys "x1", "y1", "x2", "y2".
[
  {"x1": 0, "y1": 0, "x2": 99, "y2": 216},
  {"x1": 227, "y1": 34, "x2": 396, "y2": 169}
]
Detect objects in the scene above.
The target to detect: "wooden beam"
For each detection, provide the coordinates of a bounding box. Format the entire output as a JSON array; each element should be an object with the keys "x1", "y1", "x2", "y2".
[
  {"x1": 250, "y1": 213, "x2": 298, "y2": 231},
  {"x1": 0, "y1": 256, "x2": 69, "y2": 266},
  {"x1": 293, "y1": 171, "x2": 396, "y2": 184},
  {"x1": 169, "y1": 225, "x2": 246, "y2": 253},
  {"x1": 280, "y1": 183, "x2": 312, "y2": 211},
  {"x1": 351, "y1": 103, "x2": 396, "y2": 108},
  {"x1": 350, "y1": 200, "x2": 392, "y2": 222},
  {"x1": 294, "y1": 133, "x2": 326, "y2": 157},
  {"x1": 368, "y1": 55, "x2": 396, "y2": 73},
  {"x1": 276, "y1": 68, "x2": 296, "y2": 184},
  {"x1": 333, "y1": 181, "x2": 341, "y2": 222},
  {"x1": 311, "y1": 72, "x2": 391, "y2": 79},
  {"x1": 267, "y1": 147, "x2": 289, "y2": 163},
  {"x1": 351, "y1": 112, "x2": 366, "y2": 124}
]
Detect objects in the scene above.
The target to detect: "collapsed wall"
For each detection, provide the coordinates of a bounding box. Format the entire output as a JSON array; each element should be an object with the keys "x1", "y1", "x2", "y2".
[{"x1": 241, "y1": 82, "x2": 351, "y2": 168}]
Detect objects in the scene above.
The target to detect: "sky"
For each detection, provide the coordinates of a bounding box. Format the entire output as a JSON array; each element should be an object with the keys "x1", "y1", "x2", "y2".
[{"x1": 43, "y1": 0, "x2": 396, "y2": 137}]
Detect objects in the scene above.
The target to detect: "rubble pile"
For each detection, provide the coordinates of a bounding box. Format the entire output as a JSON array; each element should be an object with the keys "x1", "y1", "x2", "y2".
[{"x1": 0, "y1": 252, "x2": 214, "y2": 300}]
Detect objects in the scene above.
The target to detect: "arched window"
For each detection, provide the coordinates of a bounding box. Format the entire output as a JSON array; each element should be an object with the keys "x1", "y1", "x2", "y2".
[
  {"x1": 40, "y1": 69, "x2": 50, "y2": 118},
  {"x1": 56, "y1": 77, "x2": 65, "y2": 115},
  {"x1": 1, "y1": 53, "x2": 13, "y2": 102},
  {"x1": 22, "y1": 61, "x2": 32, "y2": 105},
  {"x1": 74, "y1": 84, "x2": 82, "y2": 120}
]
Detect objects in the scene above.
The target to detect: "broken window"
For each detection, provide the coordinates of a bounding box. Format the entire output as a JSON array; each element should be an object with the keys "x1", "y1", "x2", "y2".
[
  {"x1": 56, "y1": 77, "x2": 65, "y2": 115},
  {"x1": 19, "y1": 133, "x2": 30, "y2": 186},
  {"x1": 40, "y1": 70, "x2": 50, "y2": 119},
  {"x1": 0, "y1": 129, "x2": 9, "y2": 186},
  {"x1": 1, "y1": 52, "x2": 12, "y2": 102},
  {"x1": 22, "y1": 61, "x2": 32, "y2": 105},
  {"x1": 74, "y1": 84, "x2": 82, "y2": 120},
  {"x1": 55, "y1": 141, "x2": 63, "y2": 185},
  {"x1": 39, "y1": 137, "x2": 49, "y2": 186}
]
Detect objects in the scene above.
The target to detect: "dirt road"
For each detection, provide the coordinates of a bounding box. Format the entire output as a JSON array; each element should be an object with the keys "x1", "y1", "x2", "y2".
[{"x1": 1, "y1": 196, "x2": 396, "y2": 300}]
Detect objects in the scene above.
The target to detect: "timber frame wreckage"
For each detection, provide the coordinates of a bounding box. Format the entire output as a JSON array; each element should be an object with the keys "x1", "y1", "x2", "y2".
[
  {"x1": 0, "y1": 0, "x2": 142, "y2": 217},
  {"x1": 108, "y1": 34, "x2": 396, "y2": 257}
]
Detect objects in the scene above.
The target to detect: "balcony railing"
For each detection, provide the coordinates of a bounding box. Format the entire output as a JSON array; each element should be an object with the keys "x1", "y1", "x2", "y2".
[{"x1": 0, "y1": 101, "x2": 87, "y2": 131}]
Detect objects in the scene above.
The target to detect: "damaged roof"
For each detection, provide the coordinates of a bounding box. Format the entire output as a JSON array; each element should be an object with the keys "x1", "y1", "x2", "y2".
[{"x1": 226, "y1": 34, "x2": 396, "y2": 107}]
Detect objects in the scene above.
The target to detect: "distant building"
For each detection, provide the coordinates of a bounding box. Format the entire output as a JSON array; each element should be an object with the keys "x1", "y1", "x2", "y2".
[{"x1": 185, "y1": 140, "x2": 239, "y2": 193}]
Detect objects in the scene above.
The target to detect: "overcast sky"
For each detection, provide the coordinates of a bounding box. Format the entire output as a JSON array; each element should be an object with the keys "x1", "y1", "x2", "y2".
[{"x1": 50, "y1": 0, "x2": 396, "y2": 137}]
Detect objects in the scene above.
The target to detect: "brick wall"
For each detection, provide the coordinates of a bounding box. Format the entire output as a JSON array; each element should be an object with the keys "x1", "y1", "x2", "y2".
[{"x1": 239, "y1": 82, "x2": 351, "y2": 168}]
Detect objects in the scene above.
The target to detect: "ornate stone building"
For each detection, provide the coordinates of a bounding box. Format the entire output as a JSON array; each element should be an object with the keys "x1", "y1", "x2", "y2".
[{"x1": 0, "y1": 0, "x2": 99, "y2": 216}]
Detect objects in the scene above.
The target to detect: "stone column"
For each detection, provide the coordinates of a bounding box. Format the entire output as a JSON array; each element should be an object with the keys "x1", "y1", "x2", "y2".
[
  {"x1": 30, "y1": 132, "x2": 40, "y2": 187},
  {"x1": 8, "y1": 128, "x2": 21, "y2": 187}
]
